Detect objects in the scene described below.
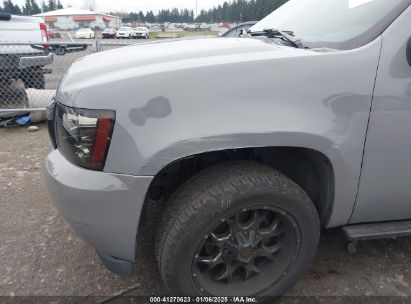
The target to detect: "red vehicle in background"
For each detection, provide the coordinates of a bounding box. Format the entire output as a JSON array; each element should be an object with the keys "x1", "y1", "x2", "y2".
[
  {"x1": 102, "y1": 28, "x2": 116, "y2": 39},
  {"x1": 48, "y1": 29, "x2": 62, "y2": 39}
]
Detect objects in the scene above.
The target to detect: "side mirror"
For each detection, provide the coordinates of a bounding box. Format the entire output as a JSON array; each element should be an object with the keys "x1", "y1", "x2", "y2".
[{"x1": 407, "y1": 37, "x2": 411, "y2": 67}]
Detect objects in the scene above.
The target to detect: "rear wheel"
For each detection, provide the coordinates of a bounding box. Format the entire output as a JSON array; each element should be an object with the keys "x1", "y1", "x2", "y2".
[{"x1": 156, "y1": 161, "x2": 320, "y2": 296}]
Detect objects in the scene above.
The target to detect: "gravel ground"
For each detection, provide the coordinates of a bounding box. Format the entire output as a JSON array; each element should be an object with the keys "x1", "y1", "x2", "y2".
[{"x1": 1, "y1": 124, "x2": 411, "y2": 299}]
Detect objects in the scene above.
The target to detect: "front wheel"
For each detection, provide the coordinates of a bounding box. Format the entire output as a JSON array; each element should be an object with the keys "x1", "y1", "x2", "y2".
[{"x1": 156, "y1": 161, "x2": 320, "y2": 297}]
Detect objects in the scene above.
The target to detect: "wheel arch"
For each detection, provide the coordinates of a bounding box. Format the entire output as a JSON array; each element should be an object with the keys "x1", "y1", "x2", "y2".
[{"x1": 144, "y1": 146, "x2": 335, "y2": 227}]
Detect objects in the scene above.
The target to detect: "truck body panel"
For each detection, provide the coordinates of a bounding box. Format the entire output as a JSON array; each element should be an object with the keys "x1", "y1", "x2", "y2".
[
  {"x1": 0, "y1": 15, "x2": 43, "y2": 42},
  {"x1": 351, "y1": 6, "x2": 411, "y2": 222},
  {"x1": 56, "y1": 36, "x2": 382, "y2": 227},
  {"x1": 0, "y1": 15, "x2": 45, "y2": 54}
]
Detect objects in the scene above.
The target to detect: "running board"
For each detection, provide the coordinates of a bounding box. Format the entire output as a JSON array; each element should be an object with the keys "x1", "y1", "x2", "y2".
[
  {"x1": 341, "y1": 220, "x2": 411, "y2": 253},
  {"x1": 342, "y1": 220, "x2": 411, "y2": 241}
]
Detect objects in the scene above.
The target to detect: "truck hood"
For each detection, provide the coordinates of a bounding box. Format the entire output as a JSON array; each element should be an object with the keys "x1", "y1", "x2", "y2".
[{"x1": 57, "y1": 37, "x2": 316, "y2": 102}]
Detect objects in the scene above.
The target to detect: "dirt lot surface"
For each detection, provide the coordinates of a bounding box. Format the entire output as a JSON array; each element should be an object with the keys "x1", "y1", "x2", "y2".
[{"x1": 1, "y1": 124, "x2": 411, "y2": 299}]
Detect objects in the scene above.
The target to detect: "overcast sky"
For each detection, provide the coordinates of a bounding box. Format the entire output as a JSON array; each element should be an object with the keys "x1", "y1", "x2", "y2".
[{"x1": 15, "y1": 0, "x2": 228, "y2": 13}]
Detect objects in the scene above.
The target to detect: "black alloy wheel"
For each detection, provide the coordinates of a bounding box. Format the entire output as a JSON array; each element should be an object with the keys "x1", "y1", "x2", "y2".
[{"x1": 192, "y1": 206, "x2": 301, "y2": 295}]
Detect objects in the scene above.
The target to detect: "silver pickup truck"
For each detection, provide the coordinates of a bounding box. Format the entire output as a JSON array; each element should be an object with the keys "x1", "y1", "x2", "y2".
[{"x1": 44, "y1": 0, "x2": 411, "y2": 298}]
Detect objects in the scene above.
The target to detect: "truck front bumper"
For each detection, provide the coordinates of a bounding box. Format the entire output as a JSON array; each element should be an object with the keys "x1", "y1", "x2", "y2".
[{"x1": 44, "y1": 149, "x2": 153, "y2": 275}]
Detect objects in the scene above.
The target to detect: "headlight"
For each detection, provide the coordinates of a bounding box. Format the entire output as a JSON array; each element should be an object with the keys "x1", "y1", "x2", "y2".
[{"x1": 55, "y1": 103, "x2": 115, "y2": 171}]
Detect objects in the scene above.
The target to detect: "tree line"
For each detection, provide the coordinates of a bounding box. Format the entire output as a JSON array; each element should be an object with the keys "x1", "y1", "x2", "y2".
[
  {"x1": 112, "y1": 9, "x2": 195, "y2": 24},
  {"x1": 113, "y1": 0, "x2": 288, "y2": 24},
  {"x1": 0, "y1": 0, "x2": 288, "y2": 23},
  {"x1": 0, "y1": 0, "x2": 63, "y2": 15},
  {"x1": 197, "y1": 0, "x2": 289, "y2": 23}
]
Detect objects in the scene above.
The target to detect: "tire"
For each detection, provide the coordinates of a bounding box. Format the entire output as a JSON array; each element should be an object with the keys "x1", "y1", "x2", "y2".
[{"x1": 155, "y1": 161, "x2": 320, "y2": 297}]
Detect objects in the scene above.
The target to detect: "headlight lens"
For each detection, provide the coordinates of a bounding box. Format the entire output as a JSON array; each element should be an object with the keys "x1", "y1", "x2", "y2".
[{"x1": 55, "y1": 103, "x2": 115, "y2": 171}]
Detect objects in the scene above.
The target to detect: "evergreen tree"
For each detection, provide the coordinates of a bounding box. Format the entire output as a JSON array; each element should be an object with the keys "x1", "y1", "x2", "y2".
[
  {"x1": 2, "y1": 0, "x2": 22, "y2": 14},
  {"x1": 56, "y1": 0, "x2": 63, "y2": 9},
  {"x1": 138, "y1": 11, "x2": 145, "y2": 22},
  {"x1": 30, "y1": 0, "x2": 41, "y2": 14},
  {"x1": 47, "y1": 0, "x2": 55, "y2": 11},
  {"x1": 40, "y1": 0, "x2": 47, "y2": 12},
  {"x1": 145, "y1": 10, "x2": 155, "y2": 23},
  {"x1": 22, "y1": 0, "x2": 40, "y2": 15},
  {"x1": 22, "y1": 0, "x2": 31, "y2": 15},
  {"x1": 14, "y1": 2, "x2": 21, "y2": 14}
]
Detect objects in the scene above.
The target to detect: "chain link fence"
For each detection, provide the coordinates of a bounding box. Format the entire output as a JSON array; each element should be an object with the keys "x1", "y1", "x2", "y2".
[{"x1": 0, "y1": 41, "x2": 137, "y2": 125}]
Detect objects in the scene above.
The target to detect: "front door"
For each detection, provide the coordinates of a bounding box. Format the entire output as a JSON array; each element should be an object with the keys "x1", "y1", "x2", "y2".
[{"x1": 351, "y1": 5, "x2": 411, "y2": 223}]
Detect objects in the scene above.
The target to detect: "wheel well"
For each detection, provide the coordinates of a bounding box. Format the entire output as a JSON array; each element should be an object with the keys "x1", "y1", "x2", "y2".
[{"x1": 146, "y1": 147, "x2": 335, "y2": 226}]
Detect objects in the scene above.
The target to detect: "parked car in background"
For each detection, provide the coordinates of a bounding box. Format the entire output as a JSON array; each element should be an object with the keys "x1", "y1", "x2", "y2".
[
  {"x1": 44, "y1": 0, "x2": 411, "y2": 298},
  {"x1": 220, "y1": 21, "x2": 257, "y2": 37},
  {"x1": 184, "y1": 24, "x2": 199, "y2": 31},
  {"x1": 133, "y1": 27, "x2": 149, "y2": 39},
  {"x1": 102, "y1": 28, "x2": 116, "y2": 39},
  {"x1": 47, "y1": 29, "x2": 62, "y2": 39},
  {"x1": 0, "y1": 13, "x2": 53, "y2": 91},
  {"x1": 74, "y1": 28, "x2": 95, "y2": 39},
  {"x1": 199, "y1": 23, "x2": 211, "y2": 31},
  {"x1": 116, "y1": 26, "x2": 133, "y2": 39}
]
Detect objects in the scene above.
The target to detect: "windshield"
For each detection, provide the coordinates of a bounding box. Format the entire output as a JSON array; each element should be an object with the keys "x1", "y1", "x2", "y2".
[
  {"x1": 78, "y1": 28, "x2": 90, "y2": 32},
  {"x1": 251, "y1": 0, "x2": 410, "y2": 49},
  {"x1": 119, "y1": 27, "x2": 132, "y2": 31},
  {"x1": 136, "y1": 27, "x2": 147, "y2": 31}
]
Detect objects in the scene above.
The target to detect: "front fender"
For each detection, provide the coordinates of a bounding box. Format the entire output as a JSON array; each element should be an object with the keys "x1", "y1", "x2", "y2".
[{"x1": 97, "y1": 38, "x2": 381, "y2": 228}]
